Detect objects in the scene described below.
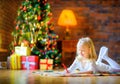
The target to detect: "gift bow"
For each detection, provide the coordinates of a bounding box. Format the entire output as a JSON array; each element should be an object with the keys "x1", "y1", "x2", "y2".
[{"x1": 22, "y1": 57, "x2": 36, "y2": 70}]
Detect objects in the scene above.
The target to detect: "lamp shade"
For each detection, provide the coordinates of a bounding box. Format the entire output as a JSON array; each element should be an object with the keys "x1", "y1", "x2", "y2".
[{"x1": 58, "y1": 9, "x2": 77, "y2": 26}]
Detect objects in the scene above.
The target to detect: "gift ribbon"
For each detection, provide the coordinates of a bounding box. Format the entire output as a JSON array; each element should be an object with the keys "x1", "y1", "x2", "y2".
[
  {"x1": 40, "y1": 59, "x2": 52, "y2": 70},
  {"x1": 22, "y1": 57, "x2": 36, "y2": 70}
]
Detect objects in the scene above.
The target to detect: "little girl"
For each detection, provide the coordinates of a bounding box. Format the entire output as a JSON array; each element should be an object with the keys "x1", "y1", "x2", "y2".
[{"x1": 62, "y1": 37, "x2": 120, "y2": 74}]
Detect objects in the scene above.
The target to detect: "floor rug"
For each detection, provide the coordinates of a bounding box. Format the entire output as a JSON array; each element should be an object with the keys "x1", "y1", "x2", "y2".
[{"x1": 33, "y1": 71, "x2": 120, "y2": 77}]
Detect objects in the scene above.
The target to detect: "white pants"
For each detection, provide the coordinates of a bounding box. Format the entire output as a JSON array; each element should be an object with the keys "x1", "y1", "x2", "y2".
[{"x1": 96, "y1": 46, "x2": 120, "y2": 72}]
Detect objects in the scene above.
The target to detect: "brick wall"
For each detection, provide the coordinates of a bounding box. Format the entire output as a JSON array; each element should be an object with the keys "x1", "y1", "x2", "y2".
[
  {"x1": 50, "y1": 0, "x2": 120, "y2": 63},
  {"x1": 0, "y1": 0, "x2": 120, "y2": 63},
  {"x1": 0, "y1": 0, "x2": 21, "y2": 61}
]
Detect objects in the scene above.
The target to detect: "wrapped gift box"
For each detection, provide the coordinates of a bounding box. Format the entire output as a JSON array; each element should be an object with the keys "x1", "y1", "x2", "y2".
[
  {"x1": 0, "y1": 61, "x2": 7, "y2": 69},
  {"x1": 40, "y1": 59, "x2": 53, "y2": 70},
  {"x1": 10, "y1": 54, "x2": 21, "y2": 70},
  {"x1": 21, "y1": 56, "x2": 39, "y2": 70},
  {"x1": 7, "y1": 56, "x2": 10, "y2": 69},
  {"x1": 15, "y1": 46, "x2": 31, "y2": 56}
]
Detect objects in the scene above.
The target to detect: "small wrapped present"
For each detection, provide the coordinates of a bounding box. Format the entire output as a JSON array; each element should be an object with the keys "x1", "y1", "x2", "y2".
[
  {"x1": 15, "y1": 46, "x2": 31, "y2": 56},
  {"x1": 40, "y1": 59, "x2": 53, "y2": 70},
  {"x1": 10, "y1": 53, "x2": 21, "y2": 70},
  {"x1": 7, "y1": 56, "x2": 10, "y2": 69},
  {"x1": 0, "y1": 61, "x2": 7, "y2": 69},
  {"x1": 21, "y1": 56, "x2": 39, "y2": 70}
]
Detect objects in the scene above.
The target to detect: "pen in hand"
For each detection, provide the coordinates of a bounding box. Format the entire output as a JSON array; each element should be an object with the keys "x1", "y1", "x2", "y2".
[{"x1": 62, "y1": 63, "x2": 69, "y2": 73}]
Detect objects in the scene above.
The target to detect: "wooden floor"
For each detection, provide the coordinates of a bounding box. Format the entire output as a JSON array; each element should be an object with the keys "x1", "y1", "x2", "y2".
[{"x1": 0, "y1": 70, "x2": 120, "y2": 84}]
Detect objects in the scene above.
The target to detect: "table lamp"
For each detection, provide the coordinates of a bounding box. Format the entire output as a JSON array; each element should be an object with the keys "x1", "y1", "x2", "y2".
[{"x1": 58, "y1": 9, "x2": 77, "y2": 39}]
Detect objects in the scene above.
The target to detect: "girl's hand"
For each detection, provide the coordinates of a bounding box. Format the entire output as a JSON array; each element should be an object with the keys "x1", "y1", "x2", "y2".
[
  {"x1": 58, "y1": 70, "x2": 71, "y2": 76},
  {"x1": 61, "y1": 70, "x2": 68, "y2": 74}
]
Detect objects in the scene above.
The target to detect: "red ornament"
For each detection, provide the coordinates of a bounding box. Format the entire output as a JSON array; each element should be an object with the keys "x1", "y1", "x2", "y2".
[
  {"x1": 48, "y1": 12, "x2": 52, "y2": 16},
  {"x1": 23, "y1": 6, "x2": 27, "y2": 11},
  {"x1": 45, "y1": 27, "x2": 48, "y2": 31},
  {"x1": 30, "y1": 44, "x2": 34, "y2": 48},
  {"x1": 14, "y1": 42, "x2": 17, "y2": 46},
  {"x1": 11, "y1": 50, "x2": 15, "y2": 54},
  {"x1": 15, "y1": 26, "x2": 19, "y2": 30},
  {"x1": 37, "y1": 15, "x2": 41, "y2": 21},
  {"x1": 48, "y1": 48, "x2": 51, "y2": 50},
  {"x1": 47, "y1": 21, "x2": 51, "y2": 25},
  {"x1": 22, "y1": 40, "x2": 29, "y2": 46},
  {"x1": 47, "y1": 18, "x2": 53, "y2": 25},
  {"x1": 48, "y1": 40, "x2": 50, "y2": 45},
  {"x1": 55, "y1": 64, "x2": 58, "y2": 66},
  {"x1": 40, "y1": 50, "x2": 43, "y2": 52},
  {"x1": 50, "y1": 27, "x2": 54, "y2": 30}
]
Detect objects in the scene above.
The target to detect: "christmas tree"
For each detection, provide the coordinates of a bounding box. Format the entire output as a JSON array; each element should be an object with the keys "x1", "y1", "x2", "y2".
[{"x1": 10, "y1": 0, "x2": 62, "y2": 67}]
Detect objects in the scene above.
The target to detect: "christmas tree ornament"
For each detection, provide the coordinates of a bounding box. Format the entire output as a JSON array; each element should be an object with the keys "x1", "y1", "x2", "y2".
[
  {"x1": 38, "y1": 0, "x2": 40, "y2": 2},
  {"x1": 15, "y1": 25, "x2": 19, "y2": 30},
  {"x1": 48, "y1": 12, "x2": 52, "y2": 17},
  {"x1": 26, "y1": 0, "x2": 29, "y2": 2},
  {"x1": 37, "y1": 15, "x2": 41, "y2": 21},
  {"x1": 23, "y1": 6, "x2": 27, "y2": 12}
]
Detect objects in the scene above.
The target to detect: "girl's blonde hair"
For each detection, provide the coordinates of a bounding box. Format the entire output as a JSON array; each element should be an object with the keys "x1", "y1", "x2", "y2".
[{"x1": 76, "y1": 37, "x2": 97, "y2": 60}]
